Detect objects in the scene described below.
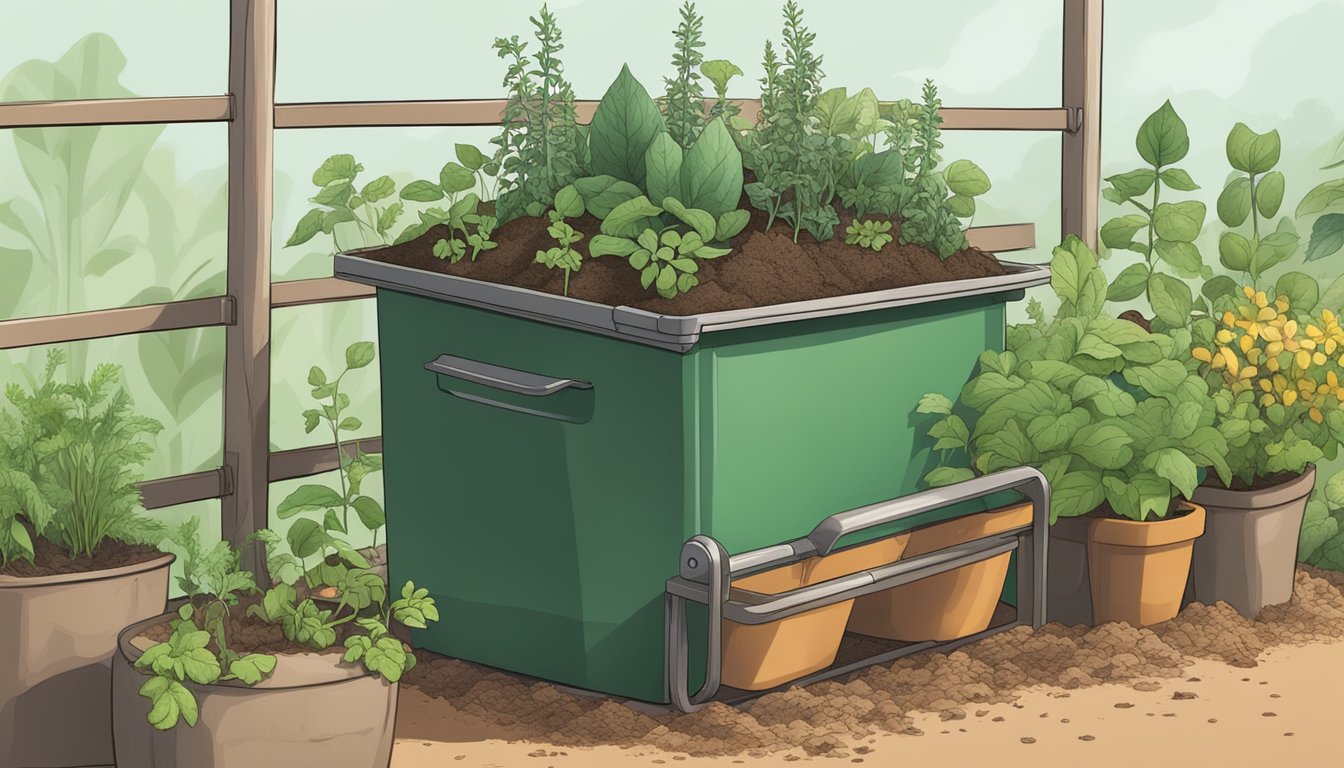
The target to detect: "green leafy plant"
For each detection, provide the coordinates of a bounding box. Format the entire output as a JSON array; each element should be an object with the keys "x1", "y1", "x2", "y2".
[
  {"x1": 918, "y1": 237, "x2": 1229, "y2": 522},
  {"x1": 896, "y1": 82, "x2": 989, "y2": 259},
  {"x1": 276, "y1": 341, "x2": 386, "y2": 584},
  {"x1": 535, "y1": 189, "x2": 586, "y2": 296},
  {"x1": 662, "y1": 1, "x2": 708, "y2": 150},
  {"x1": 1099, "y1": 101, "x2": 1207, "y2": 328},
  {"x1": 287, "y1": 154, "x2": 405, "y2": 251},
  {"x1": 492, "y1": 5, "x2": 584, "y2": 223},
  {"x1": 1300, "y1": 467, "x2": 1344, "y2": 569},
  {"x1": 701, "y1": 59, "x2": 744, "y2": 125},
  {"x1": 0, "y1": 350, "x2": 164, "y2": 566},
  {"x1": 1296, "y1": 137, "x2": 1344, "y2": 269},
  {"x1": 744, "y1": 1, "x2": 848, "y2": 242},
  {"x1": 844, "y1": 219, "x2": 893, "y2": 251},
  {"x1": 588, "y1": 193, "x2": 741, "y2": 298},
  {"x1": 417, "y1": 194, "x2": 498, "y2": 265},
  {"x1": 135, "y1": 524, "x2": 437, "y2": 730},
  {"x1": 1209, "y1": 123, "x2": 1297, "y2": 289}
]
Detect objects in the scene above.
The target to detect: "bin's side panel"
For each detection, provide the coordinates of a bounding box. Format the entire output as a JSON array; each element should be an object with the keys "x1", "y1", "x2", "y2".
[
  {"x1": 700, "y1": 296, "x2": 1011, "y2": 554},
  {"x1": 377, "y1": 291, "x2": 693, "y2": 702}
]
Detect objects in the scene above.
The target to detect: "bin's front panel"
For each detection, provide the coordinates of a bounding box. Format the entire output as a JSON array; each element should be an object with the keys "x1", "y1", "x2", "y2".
[
  {"x1": 377, "y1": 291, "x2": 694, "y2": 702},
  {"x1": 697, "y1": 296, "x2": 1009, "y2": 554}
]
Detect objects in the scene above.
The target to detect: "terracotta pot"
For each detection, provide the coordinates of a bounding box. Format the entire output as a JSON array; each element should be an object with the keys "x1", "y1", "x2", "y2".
[
  {"x1": 112, "y1": 614, "x2": 398, "y2": 768},
  {"x1": 1089, "y1": 504, "x2": 1206, "y2": 627},
  {"x1": 0, "y1": 552, "x2": 173, "y2": 768},
  {"x1": 720, "y1": 534, "x2": 909, "y2": 690},
  {"x1": 847, "y1": 503, "x2": 1032, "y2": 641},
  {"x1": 1191, "y1": 466, "x2": 1314, "y2": 618}
]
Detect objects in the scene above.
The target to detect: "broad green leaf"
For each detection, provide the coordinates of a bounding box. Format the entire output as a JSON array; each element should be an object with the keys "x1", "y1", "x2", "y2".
[
  {"x1": 601, "y1": 196, "x2": 664, "y2": 239},
  {"x1": 1154, "y1": 239, "x2": 1203, "y2": 277},
  {"x1": 553, "y1": 185, "x2": 584, "y2": 219},
  {"x1": 929, "y1": 414, "x2": 969, "y2": 450},
  {"x1": 1256, "y1": 171, "x2": 1285, "y2": 218},
  {"x1": 228, "y1": 654, "x2": 278, "y2": 686},
  {"x1": 1051, "y1": 470, "x2": 1105, "y2": 522},
  {"x1": 1102, "y1": 475, "x2": 1144, "y2": 521},
  {"x1": 644, "y1": 133, "x2": 684, "y2": 210},
  {"x1": 1100, "y1": 215, "x2": 1148, "y2": 251},
  {"x1": 1122, "y1": 359, "x2": 1189, "y2": 397},
  {"x1": 1076, "y1": 334, "x2": 1122, "y2": 360},
  {"x1": 286, "y1": 209, "x2": 325, "y2": 247},
  {"x1": 1152, "y1": 201, "x2": 1205, "y2": 243},
  {"x1": 1147, "y1": 272, "x2": 1193, "y2": 325},
  {"x1": 400, "y1": 180, "x2": 444, "y2": 203},
  {"x1": 1201, "y1": 274, "x2": 1239, "y2": 302},
  {"x1": 715, "y1": 210, "x2": 750, "y2": 241},
  {"x1": 946, "y1": 195, "x2": 976, "y2": 218},
  {"x1": 286, "y1": 518, "x2": 331, "y2": 560},
  {"x1": 1027, "y1": 408, "x2": 1091, "y2": 452},
  {"x1": 925, "y1": 466, "x2": 976, "y2": 487},
  {"x1": 313, "y1": 154, "x2": 359, "y2": 185},
  {"x1": 588, "y1": 234, "x2": 640, "y2": 258},
  {"x1": 438, "y1": 162, "x2": 475, "y2": 195},
  {"x1": 680, "y1": 119, "x2": 744, "y2": 218},
  {"x1": 589, "y1": 65, "x2": 667, "y2": 188},
  {"x1": 1218, "y1": 231, "x2": 1252, "y2": 271},
  {"x1": 1299, "y1": 500, "x2": 1339, "y2": 562},
  {"x1": 377, "y1": 202, "x2": 404, "y2": 234},
  {"x1": 916, "y1": 393, "x2": 955, "y2": 415},
  {"x1": 353, "y1": 495, "x2": 386, "y2": 531},
  {"x1": 1297, "y1": 180, "x2": 1344, "y2": 218},
  {"x1": 140, "y1": 676, "x2": 199, "y2": 730},
  {"x1": 1069, "y1": 424, "x2": 1134, "y2": 470},
  {"x1": 945, "y1": 160, "x2": 991, "y2": 197},
  {"x1": 1275, "y1": 271, "x2": 1319, "y2": 312},
  {"x1": 814, "y1": 87, "x2": 862, "y2": 135},
  {"x1": 1226, "y1": 122, "x2": 1281, "y2": 175},
  {"x1": 1159, "y1": 168, "x2": 1199, "y2": 191},
  {"x1": 1105, "y1": 169, "x2": 1157, "y2": 200},
  {"x1": 1217, "y1": 176, "x2": 1253, "y2": 227},
  {"x1": 960, "y1": 371, "x2": 1023, "y2": 410},
  {"x1": 276, "y1": 484, "x2": 344, "y2": 519},
  {"x1": 1136, "y1": 101, "x2": 1190, "y2": 167},
  {"x1": 312, "y1": 182, "x2": 354, "y2": 207},
  {"x1": 1107, "y1": 263, "x2": 1150, "y2": 301},
  {"x1": 573, "y1": 175, "x2": 643, "y2": 219},
  {"x1": 1147, "y1": 447, "x2": 1199, "y2": 498},
  {"x1": 454, "y1": 143, "x2": 487, "y2": 171},
  {"x1": 1252, "y1": 231, "x2": 1299, "y2": 274},
  {"x1": 360, "y1": 176, "x2": 396, "y2": 204},
  {"x1": 662, "y1": 198, "x2": 716, "y2": 241},
  {"x1": 1304, "y1": 213, "x2": 1344, "y2": 263},
  {"x1": 346, "y1": 341, "x2": 375, "y2": 369}
]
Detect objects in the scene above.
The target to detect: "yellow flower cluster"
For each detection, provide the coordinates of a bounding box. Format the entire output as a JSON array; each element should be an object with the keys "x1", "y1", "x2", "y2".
[{"x1": 1193, "y1": 286, "x2": 1344, "y2": 423}]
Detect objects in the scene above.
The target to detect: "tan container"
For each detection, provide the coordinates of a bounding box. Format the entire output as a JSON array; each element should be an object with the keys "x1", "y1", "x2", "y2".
[
  {"x1": 848, "y1": 503, "x2": 1032, "y2": 642},
  {"x1": 0, "y1": 552, "x2": 172, "y2": 768},
  {"x1": 720, "y1": 534, "x2": 909, "y2": 690},
  {"x1": 1089, "y1": 503, "x2": 1206, "y2": 627},
  {"x1": 112, "y1": 613, "x2": 398, "y2": 768}
]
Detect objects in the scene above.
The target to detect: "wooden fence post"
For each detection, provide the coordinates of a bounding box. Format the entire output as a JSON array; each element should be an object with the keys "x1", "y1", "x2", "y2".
[
  {"x1": 223, "y1": 0, "x2": 276, "y2": 576},
  {"x1": 1062, "y1": 0, "x2": 1103, "y2": 249}
]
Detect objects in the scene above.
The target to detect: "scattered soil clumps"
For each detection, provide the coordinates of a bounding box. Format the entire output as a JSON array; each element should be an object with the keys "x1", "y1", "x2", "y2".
[{"x1": 405, "y1": 567, "x2": 1344, "y2": 757}]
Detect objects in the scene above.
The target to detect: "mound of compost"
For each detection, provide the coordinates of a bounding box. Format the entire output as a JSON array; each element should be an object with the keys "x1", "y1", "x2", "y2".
[
  {"x1": 404, "y1": 567, "x2": 1344, "y2": 758},
  {"x1": 359, "y1": 204, "x2": 1008, "y2": 316}
]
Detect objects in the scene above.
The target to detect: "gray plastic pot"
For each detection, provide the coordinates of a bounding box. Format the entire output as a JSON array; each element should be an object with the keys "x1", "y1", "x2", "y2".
[
  {"x1": 1190, "y1": 466, "x2": 1315, "y2": 618},
  {"x1": 0, "y1": 552, "x2": 173, "y2": 768},
  {"x1": 1045, "y1": 516, "x2": 1093, "y2": 626},
  {"x1": 112, "y1": 613, "x2": 398, "y2": 768}
]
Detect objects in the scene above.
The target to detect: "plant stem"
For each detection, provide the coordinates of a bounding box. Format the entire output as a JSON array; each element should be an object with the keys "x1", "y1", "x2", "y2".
[{"x1": 1146, "y1": 163, "x2": 1161, "y2": 269}]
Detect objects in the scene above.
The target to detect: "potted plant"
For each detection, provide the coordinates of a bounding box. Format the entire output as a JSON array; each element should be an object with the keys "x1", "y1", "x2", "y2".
[
  {"x1": 322, "y1": 1, "x2": 1047, "y2": 703},
  {"x1": 916, "y1": 237, "x2": 1229, "y2": 627},
  {"x1": 1102, "y1": 104, "x2": 1344, "y2": 618},
  {"x1": 0, "y1": 351, "x2": 173, "y2": 768},
  {"x1": 110, "y1": 517, "x2": 437, "y2": 768}
]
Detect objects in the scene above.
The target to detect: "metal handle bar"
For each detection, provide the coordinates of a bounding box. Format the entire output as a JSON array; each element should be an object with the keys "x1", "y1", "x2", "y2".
[{"x1": 424, "y1": 354, "x2": 591, "y2": 397}]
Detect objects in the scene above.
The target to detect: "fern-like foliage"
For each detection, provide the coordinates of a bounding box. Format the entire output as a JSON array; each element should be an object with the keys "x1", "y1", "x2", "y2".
[
  {"x1": 0, "y1": 349, "x2": 163, "y2": 565},
  {"x1": 491, "y1": 4, "x2": 584, "y2": 224},
  {"x1": 897, "y1": 80, "x2": 968, "y2": 259},
  {"x1": 662, "y1": 1, "x2": 707, "y2": 150}
]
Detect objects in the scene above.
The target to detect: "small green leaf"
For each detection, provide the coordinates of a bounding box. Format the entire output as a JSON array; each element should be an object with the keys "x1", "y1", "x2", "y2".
[
  {"x1": 946, "y1": 195, "x2": 976, "y2": 217},
  {"x1": 228, "y1": 654, "x2": 277, "y2": 686},
  {"x1": 1256, "y1": 171, "x2": 1285, "y2": 219},
  {"x1": 1152, "y1": 201, "x2": 1205, "y2": 243},
  {"x1": 552, "y1": 184, "x2": 584, "y2": 219},
  {"x1": 286, "y1": 209, "x2": 326, "y2": 247},
  {"x1": 1136, "y1": 101, "x2": 1190, "y2": 167},
  {"x1": 1070, "y1": 424, "x2": 1134, "y2": 470},
  {"x1": 1218, "y1": 177, "x2": 1253, "y2": 227},
  {"x1": 1159, "y1": 168, "x2": 1199, "y2": 191},
  {"x1": 313, "y1": 154, "x2": 360, "y2": 185},
  {"x1": 360, "y1": 176, "x2": 396, "y2": 204},
  {"x1": 346, "y1": 341, "x2": 376, "y2": 369},
  {"x1": 1100, "y1": 215, "x2": 1149, "y2": 251},
  {"x1": 601, "y1": 196, "x2": 664, "y2": 239},
  {"x1": 700, "y1": 59, "x2": 744, "y2": 93},
  {"x1": 1297, "y1": 180, "x2": 1344, "y2": 218},
  {"x1": 353, "y1": 495, "x2": 386, "y2": 531},
  {"x1": 1304, "y1": 214, "x2": 1344, "y2": 263},
  {"x1": 1275, "y1": 271, "x2": 1319, "y2": 311},
  {"x1": 286, "y1": 518, "x2": 332, "y2": 560},
  {"x1": 439, "y1": 162, "x2": 475, "y2": 195},
  {"x1": 916, "y1": 393, "x2": 955, "y2": 415},
  {"x1": 944, "y1": 160, "x2": 991, "y2": 197},
  {"x1": 1107, "y1": 263, "x2": 1150, "y2": 302},
  {"x1": 715, "y1": 210, "x2": 750, "y2": 241},
  {"x1": 1153, "y1": 239, "x2": 1203, "y2": 278},
  {"x1": 276, "y1": 484, "x2": 344, "y2": 519},
  {"x1": 1147, "y1": 272, "x2": 1193, "y2": 325},
  {"x1": 925, "y1": 466, "x2": 976, "y2": 487},
  {"x1": 1105, "y1": 169, "x2": 1157, "y2": 200},
  {"x1": 1226, "y1": 122, "x2": 1281, "y2": 175},
  {"x1": 662, "y1": 198, "x2": 716, "y2": 241},
  {"x1": 454, "y1": 143, "x2": 487, "y2": 171},
  {"x1": 1219, "y1": 231, "x2": 1253, "y2": 272},
  {"x1": 573, "y1": 175, "x2": 643, "y2": 219},
  {"x1": 400, "y1": 180, "x2": 444, "y2": 203}
]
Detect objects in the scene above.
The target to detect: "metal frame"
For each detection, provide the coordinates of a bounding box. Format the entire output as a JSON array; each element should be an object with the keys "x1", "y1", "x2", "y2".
[
  {"x1": 0, "y1": 1, "x2": 1103, "y2": 567},
  {"x1": 664, "y1": 467, "x2": 1050, "y2": 713}
]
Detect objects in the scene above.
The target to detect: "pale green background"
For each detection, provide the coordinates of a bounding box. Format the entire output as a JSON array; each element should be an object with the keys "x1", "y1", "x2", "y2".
[{"x1": 2, "y1": 1, "x2": 1342, "y2": 573}]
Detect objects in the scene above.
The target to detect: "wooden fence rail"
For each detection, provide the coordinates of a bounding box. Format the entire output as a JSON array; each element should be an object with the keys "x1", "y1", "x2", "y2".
[{"x1": 0, "y1": 0, "x2": 1103, "y2": 569}]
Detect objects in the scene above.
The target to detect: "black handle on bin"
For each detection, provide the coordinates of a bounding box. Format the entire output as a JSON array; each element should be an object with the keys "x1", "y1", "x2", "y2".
[
  {"x1": 805, "y1": 466, "x2": 1050, "y2": 557},
  {"x1": 424, "y1": 354, "x2": 592, "y2": 397}
]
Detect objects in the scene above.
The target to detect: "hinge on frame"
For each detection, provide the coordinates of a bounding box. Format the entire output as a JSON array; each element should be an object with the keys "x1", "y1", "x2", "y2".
[{"x1": 1065, "y1": 107, "x2": 1084, "y2": 135}]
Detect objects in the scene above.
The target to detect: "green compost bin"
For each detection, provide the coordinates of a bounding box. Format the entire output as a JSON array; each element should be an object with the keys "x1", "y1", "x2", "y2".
[{"x1": 335, "y1": 252, "x2": 1049, "y2": 703}]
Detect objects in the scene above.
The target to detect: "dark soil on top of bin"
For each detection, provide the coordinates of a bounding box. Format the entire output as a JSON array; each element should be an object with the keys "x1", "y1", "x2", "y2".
[
  {"x1": 357, "y1": 200, "x2": 1007, "y2": 316},
  {"x1": 136, "y1": 598, "x2": 348, "y2": 658},
  {"x1": 0, "y1": 535, "x2": 164, "y2": 578},
  {"x1": 404, "y1": 566, "x2": 1344, "y2": 758}
]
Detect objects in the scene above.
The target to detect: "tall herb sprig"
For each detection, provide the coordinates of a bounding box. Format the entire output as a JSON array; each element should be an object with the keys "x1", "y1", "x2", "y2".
[
  {"x1": 491, "y1": 5, "x2": 583, "y2": 224},
  {"x1": 897, "y1": 81, "x2": 981, "y2": 259},
  {"x1": 662, "y1": 1, "x2": 707, "y2": 150}
]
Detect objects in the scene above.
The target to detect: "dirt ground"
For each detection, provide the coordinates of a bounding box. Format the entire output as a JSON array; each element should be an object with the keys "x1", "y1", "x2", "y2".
[{"x1": 392, "y1": 567, "x2": 1344, "y2": 766}]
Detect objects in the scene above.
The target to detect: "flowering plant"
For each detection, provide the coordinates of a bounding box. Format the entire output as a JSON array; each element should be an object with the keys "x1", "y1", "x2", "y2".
[{"x1": 1192, "y1": 284, "x2": 1344, "y2": 485}]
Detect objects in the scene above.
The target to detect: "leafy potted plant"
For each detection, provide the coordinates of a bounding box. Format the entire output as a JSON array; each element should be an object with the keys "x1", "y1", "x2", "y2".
[
  {"x1": 916, "y1": 237, "x2": 1227, "y2": 627},
  {"x1": 1103, "y1": 104, "x2": 1344, "y2": 618},
  {"x1": 0, "y1": 351, "x2": 173, "y2": 768},
  {"x1": 326, "y1": 1, "x2": 1046, "y2": 703},
  {"x1": 110, "y1": 516, "x2": 436, "y2": 768}
]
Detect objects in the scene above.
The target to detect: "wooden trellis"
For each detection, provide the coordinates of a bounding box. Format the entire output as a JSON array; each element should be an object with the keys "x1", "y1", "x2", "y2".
[{"x1": 0, "y1": 0, "x2": 1103, "y2": 575}]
